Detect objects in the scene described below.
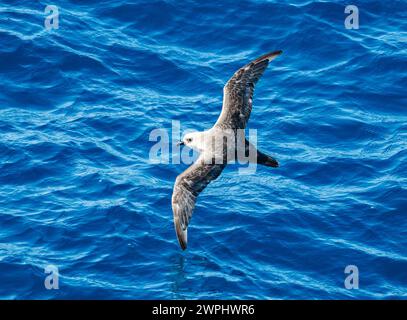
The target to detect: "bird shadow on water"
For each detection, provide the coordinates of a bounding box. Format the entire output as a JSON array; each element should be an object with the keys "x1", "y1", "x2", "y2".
[
  {"x1": 168, "y1": 253, "x2": 188, "y2": 299},
  {"x1": 167, "y1": 248, "x2": 229, "y2": 299}
]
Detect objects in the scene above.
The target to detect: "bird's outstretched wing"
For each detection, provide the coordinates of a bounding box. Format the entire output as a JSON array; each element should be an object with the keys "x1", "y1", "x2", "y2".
[
  {"x1": 172, "y1": 158, "x2": 225, "y2": 250},
  {"x1": 215, "y1": 50, "x2": 282, "y2": 129}
]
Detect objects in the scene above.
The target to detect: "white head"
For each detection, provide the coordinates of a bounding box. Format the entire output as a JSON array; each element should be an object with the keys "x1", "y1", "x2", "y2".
[{"x1": 179, "y1": 131, "x2": 205, "y2": 152}]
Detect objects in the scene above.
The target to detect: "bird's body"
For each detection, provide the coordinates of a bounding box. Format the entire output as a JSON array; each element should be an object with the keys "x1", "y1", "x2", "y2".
[{"x1": 172, "y1": 50, "x2": 282, "y2": 250}]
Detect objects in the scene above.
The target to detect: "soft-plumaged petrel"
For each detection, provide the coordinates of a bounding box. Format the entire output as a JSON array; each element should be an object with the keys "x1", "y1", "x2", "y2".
[{"x1": 172, "y1": 50, "x2": 282, "y2": 250}]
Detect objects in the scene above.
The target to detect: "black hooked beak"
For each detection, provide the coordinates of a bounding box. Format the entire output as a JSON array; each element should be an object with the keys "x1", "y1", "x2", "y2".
[{"x1": 177, "y1": 141, "x2": 185, "y2": 146}]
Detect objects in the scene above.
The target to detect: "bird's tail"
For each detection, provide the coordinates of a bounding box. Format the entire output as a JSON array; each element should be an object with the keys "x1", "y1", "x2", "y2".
[
  {"x1": 244, "y1": 139, "x2": 279, "y2": 168},
  {"x1": 256, "y1": 150, "x2": 279, "y2": 167}
]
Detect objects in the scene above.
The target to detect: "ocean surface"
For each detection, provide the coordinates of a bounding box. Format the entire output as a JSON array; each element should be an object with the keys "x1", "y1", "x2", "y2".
[{"x1": 0, "y1": 0, "x2": 406, "y2": 299}]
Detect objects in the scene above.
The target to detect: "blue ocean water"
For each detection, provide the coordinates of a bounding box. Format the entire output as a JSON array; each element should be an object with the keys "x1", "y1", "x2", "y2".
[{"x1": 0, "y1": 0, "x2": 406, "y2": 299}]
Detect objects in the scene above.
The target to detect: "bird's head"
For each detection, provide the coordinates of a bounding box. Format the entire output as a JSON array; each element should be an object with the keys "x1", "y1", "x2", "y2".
[{"x1": 178, "y1": 132, "x2": 205, "y2": 151}]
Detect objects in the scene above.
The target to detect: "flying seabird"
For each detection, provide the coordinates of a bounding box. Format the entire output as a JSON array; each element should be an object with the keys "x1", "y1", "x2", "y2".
[{"x1": 172, "y1": 50, "x2": 282, "y2": 250}]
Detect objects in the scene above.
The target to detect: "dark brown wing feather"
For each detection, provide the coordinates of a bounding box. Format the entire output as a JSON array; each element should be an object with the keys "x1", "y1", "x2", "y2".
[
  {"x1": 172, "y1": 158, "x2": 225, "y2": 250},
  {"x1": 215, "y1": 50, "x2": 282, "y2": 129}
]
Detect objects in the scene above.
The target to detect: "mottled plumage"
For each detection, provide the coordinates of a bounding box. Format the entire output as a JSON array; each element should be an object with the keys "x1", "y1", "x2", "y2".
[
  {"x1": 215, "y1": 50, "x2": 282, "y2": 129},
  {"x1": 172, "y1": 160, "x2": 225, "y2": 250}
]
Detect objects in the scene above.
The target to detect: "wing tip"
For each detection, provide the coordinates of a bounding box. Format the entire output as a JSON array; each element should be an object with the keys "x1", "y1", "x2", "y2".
[
  {"x1": 253, "y1": 50, "x2": 283, "y2": 64},
  {"x1": 175, "y1": 220, "x2": 188, "y2": 250}
]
